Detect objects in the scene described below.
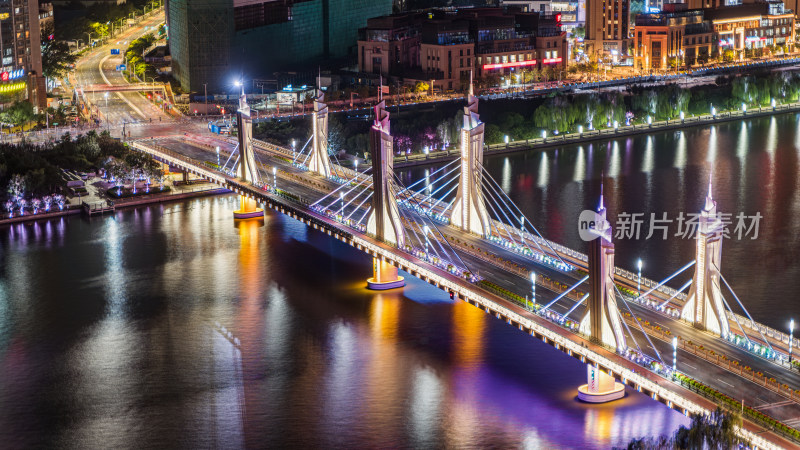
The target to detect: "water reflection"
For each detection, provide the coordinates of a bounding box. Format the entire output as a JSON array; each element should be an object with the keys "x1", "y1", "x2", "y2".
[{"x1": 0, "y1": 194, "x2": 692, "y2": 448}]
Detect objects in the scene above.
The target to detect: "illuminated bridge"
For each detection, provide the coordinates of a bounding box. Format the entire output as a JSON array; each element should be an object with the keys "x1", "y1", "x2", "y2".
[{"x1": 129, "y1": 88, "x2": 800, "y2": 448}]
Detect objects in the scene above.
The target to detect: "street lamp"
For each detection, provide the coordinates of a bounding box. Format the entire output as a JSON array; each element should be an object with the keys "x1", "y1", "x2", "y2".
[
  {"x1": 423, "y1": 225, "x2": 430, "y2": 256},
  {"x1": 272, "y1": 166, "x2": 277, "y2": 187},
  {"x1": 530, "y1": 271, "x2": 536, "y2": 306},
  {"x1": 504, "y1": 135, "x2": 509, "y2": 144},
  {"x1": 790, "y1": 319, "x2": 795, "y2": 364},
  {"x1": 541, "y1": 130, "x2": 547, "y2": 142},
  {"x1": 637, "y1": 258, "x2": 643, "y2": 297},
  {"x1": 711, "y1": 105, "x2": 716, "y2": 118},
  {"x1": 339, "y1": 192, "x2": 344, "y2": 216},
  {"x1": 672, "y1": 336, "x2": 678, "y2": 372},
  {"x1": 354, "y1": 159, "x2": 359, "y2": 173}
]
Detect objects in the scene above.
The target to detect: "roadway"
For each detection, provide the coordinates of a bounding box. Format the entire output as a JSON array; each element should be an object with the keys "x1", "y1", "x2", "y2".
[
  {"x1": 146, "y1": 132, "x2": 800, "y2": 433},
  {"x1": 72, "y1": 10, "x2": 170, "y2": 126}
]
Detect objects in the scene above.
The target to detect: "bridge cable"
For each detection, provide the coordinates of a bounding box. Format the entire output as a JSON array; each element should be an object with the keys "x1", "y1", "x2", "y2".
[
  {"x1": 481, "y1": 185, "x2": 524, "y2": 247},
  {"x1": 539, "y1": 275, "x2": 589, "y2": 313},
  {"x1": 322, "y1": 177, "x2": 373, "y2": 211},
  {"x1": 615, "y1": 285, "x2": 664, "y2": 363},
  {"x1": 719, "y1": 292, "x2": 753, "y2": 346},
  {"x1": 291, "y1": 135, "x2": 313, "y2": 164},
  {"x1": 561, "y1": 293, "x2": 588, "y2": 321},
  {"x1": 480, "y1": 165, "x2": 570, "y2": 268},
  {"x1": 394, "y1": 159, "x2": 460, "y2": 198},
  {"x1": 310, "y1": 166, "x2": 372, "y2": 207},
  {"x1": 393, "y1": 174, "x2": 474, "y2": 274},
  {"x1": 658, "y1": 279, "x2": 692, "y2": 310},
  {"x1": 720, "y1": 274, "x2": 773, "y2": 353},
  {"x1": 336, "y1": 184, "x2": 375, "y2": 219},
  {"x1": 396, "y1": 182, "x2": 458, "y2": 266},
  {"x1": 637, "y1": 260, "x2": 696, "y2": 301},
  {"x1": 344, "y1": 185, "x2": 374, "y2": 222},
  {"x1": 479, "y1": 166, "x2": 553, "y2": 259},
  {"x1": 615, "y1": 306, "x2": 646, "y2": 358}
]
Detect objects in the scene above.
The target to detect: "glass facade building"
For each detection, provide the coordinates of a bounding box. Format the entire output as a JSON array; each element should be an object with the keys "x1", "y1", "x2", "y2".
[{"x1": 169, "y1": 0, "x2": 392, "y2": 93}]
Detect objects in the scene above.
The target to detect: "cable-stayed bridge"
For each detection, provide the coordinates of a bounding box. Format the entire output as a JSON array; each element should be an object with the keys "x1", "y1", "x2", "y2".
[{"x1": 129, "y1": 89, "x2": 800, "y2": 448}]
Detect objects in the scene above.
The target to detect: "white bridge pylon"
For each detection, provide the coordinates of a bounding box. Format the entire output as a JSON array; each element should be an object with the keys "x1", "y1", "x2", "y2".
[
  {"x1": 579, "y1": 190, "x2": 627, "y2": 352},
  {"x1": 232, "y1": 88, "x2": 264, "y2": 219},
  {"x1": 236, "y1": 89, "x2": 259, "y2": 184},
  {"x1": 309, "y1": 90, "x2": 332, "y2": 177},
  {"x1": 681, "y1": 176, "x2": 730, "y2": 338},
  {"x1": 450, "y1": 88, "x2": 491, "y2": 237},
  {"x1": 366, "y1": 101, "x2": 405, "y2": 249}
]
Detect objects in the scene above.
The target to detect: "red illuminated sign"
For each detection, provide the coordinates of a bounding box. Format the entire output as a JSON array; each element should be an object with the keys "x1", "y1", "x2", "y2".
[
  {"x1": 556, "y1": 13, "x2": 562, "y2": 23},
  {"x1": 482, "y1": 60, "x2": 538, "y2": 70},
  {"x1": 543, "y1": 57, "x2": 563, "y2": 64},
  {"x1": 1, "y1": 72, "x2": 8, "y2": 81}
]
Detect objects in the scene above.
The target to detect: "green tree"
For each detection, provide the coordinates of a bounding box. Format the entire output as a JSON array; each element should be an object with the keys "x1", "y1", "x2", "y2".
[{"x1": 41, "y1": 40, "x2": 77, "y2": 80}]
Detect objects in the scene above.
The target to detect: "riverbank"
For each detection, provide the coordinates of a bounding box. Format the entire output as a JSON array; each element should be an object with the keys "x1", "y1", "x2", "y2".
[
  {"x1": 393, "y1": 100, "x2": 800, "y2": 168},
  {"x1": 0, "y1": 185, "x2": 230, "y2": 227}
]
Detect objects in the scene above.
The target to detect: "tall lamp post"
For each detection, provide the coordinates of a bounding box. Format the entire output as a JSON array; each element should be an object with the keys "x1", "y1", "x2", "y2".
[
  {"x1": 790, "y1": 319, "x2": 795, "y2": 365},
  {"x1": 672, "y1": 336, "x2": 678, "y2": 372},
  {"x1": 530, "y1": 271, "x2": 536, "y2": 308},
  {"x1": 103, "y1": 93, "x2": 109, "y2": 130},
  {"x1": 637, "y1": 258, "x2": 643, "y2": 297}
]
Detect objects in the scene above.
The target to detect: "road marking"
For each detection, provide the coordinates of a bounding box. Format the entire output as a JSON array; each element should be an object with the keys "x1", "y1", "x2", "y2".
[
  {"x1": 717, "y1": 378, "x2": 735, "y2": 388},
  {"x1": 754, "y1": 400, "x2": 793, "y2": 410},
  {"x1": 97, "y1": 45, "x2": 147, "y2": 120},
  {"x1": 683, "y1": 363, "x2": 697, "y2": 370}
]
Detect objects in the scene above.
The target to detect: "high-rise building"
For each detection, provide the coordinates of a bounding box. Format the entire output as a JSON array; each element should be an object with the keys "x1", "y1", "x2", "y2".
[
  {"x1": 168, "y1": 0, "x2": 392, "y2": 93},
  {"x1": 0, "y1": 0, "x2": 45, "y2": 110},
  {"x1": 585, "y1": 0, "x2": 629, "y2": 59}
]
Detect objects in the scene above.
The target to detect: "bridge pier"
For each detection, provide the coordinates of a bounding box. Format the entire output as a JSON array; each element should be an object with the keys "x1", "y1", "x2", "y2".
[
  {"x1": 234, "y1": 195, "x2": 264, "y2": 220},
  {"x1": 578, "y1": 363, "x2": 625, "y2": 403},
  {"x1": 367, "y1": 257, "x2": 405, "y2": 290}
]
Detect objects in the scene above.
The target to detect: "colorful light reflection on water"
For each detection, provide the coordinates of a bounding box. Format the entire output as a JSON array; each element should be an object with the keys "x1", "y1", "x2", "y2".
[{"x1": 0, "y1": 196, "x2": 688, "y2": 448}]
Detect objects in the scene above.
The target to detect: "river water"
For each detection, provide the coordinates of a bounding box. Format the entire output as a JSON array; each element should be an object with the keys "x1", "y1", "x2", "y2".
[
  {"x1": 401, "y1": 112, "x2": 800, "y2": 332},
  {"x1": 0, "y1": 195, "x2": 689, "y2": 448}
]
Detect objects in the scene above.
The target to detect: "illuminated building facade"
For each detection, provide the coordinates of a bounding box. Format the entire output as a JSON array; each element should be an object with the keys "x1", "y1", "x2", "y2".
[
  {"x1": 0, "y1": 0, "x2": 45, "y2": 109},
  {"x1": 585, "y1": 0, "x2": 629, "y2": 59},
  {"x1": 634, "y1": 1, "x2": 795, "y2": 69},
  {"x1": 358, "y1": 8, "x2": 567, "y2": 92}
]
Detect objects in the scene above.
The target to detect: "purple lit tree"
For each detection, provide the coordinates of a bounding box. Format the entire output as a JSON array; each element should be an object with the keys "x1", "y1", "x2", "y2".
[{"x1": 54, "y1": 194, "x2": 66, "y2": 210}]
